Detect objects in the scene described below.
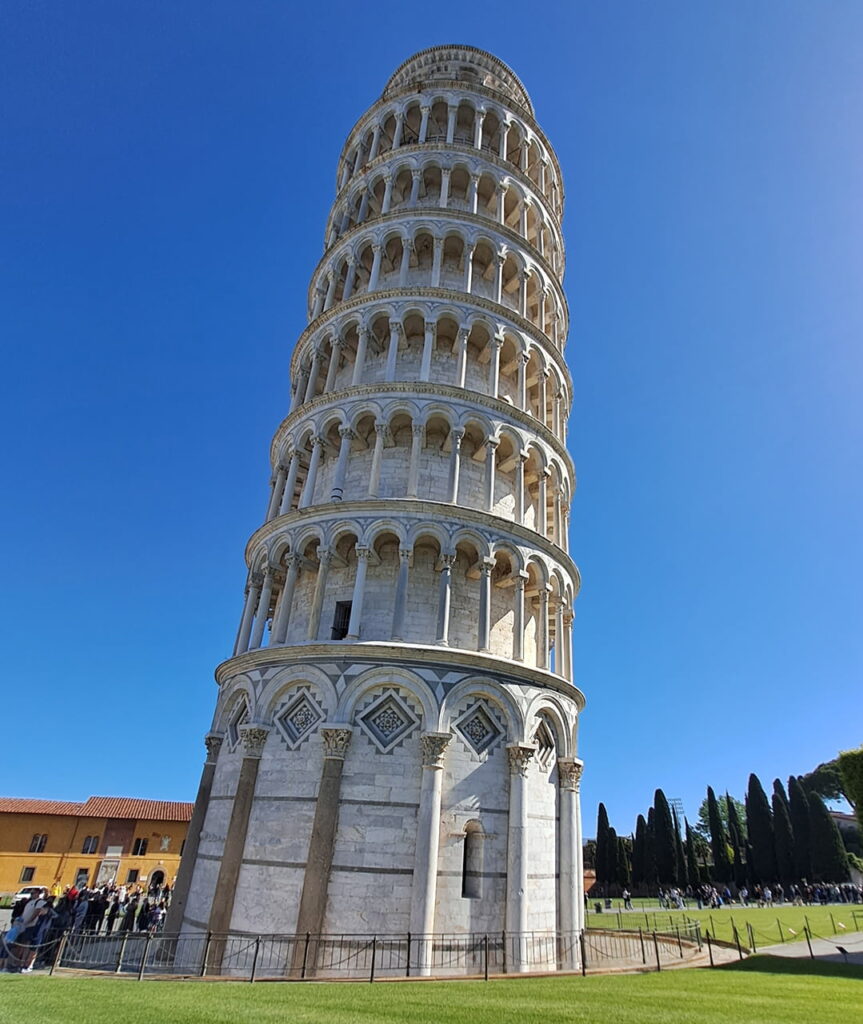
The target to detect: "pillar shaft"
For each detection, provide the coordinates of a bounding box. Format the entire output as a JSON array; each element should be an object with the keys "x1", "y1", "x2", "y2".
[{"x1": 505, "y1": 745, "x2": 535, "y2": 971}]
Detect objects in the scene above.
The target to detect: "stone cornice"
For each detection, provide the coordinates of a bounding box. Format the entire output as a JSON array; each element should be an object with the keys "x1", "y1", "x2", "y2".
[
  {"x1": 335, "y1": 88, "x2": 563, "y2": 207},
  {"x1": 326, "y1": 145, "x2": 563, "y2": 258},
  {"x1": 214, "y1": 641, "x2": 586, "y2": 711},
  {"x1": 313, "y1": 205, "x2": 565, "y2": 315},
  {"x1": 269, "y1": 382, "x2": 576, "y2": 482},
  {"x1": 290, "y1": 288, "x2": 573, "y2": 396},
  {"x1": 242, "y1": 497, "x2": 581, "y2": 591}
]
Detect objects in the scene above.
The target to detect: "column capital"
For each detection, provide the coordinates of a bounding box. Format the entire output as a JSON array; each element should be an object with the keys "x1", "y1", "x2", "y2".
[
  {"x1": 388, "y1": 318, "x2": 403, "y2": 335},
  {"x1": 491, "y1": 333, "x2": 505, "y2": 348},
  {"x1": 321, "y1": 725, "x2": 353, "y2": 760},
  {"x1": 317, "y1": 548, "x2": 334, "y2": 569},
  {"x1": 411, "y1": 168, "x2": 422, "y2": 180},
  {"x1": 514, "y1": 570, "x2": 529, "y2": 590},
  {"x1": 420, "y1": 731, "x2": 452, "y2": 769},
  {"x1": 457, "y1": 324, "x2": 470, "y2": 342},
  {"x1": 204, "y1": 731, "x2": 224, "y2": 763},
  {"x1": 338, "y1": 426, "x2": 354, "y2": 440},
  {"x1": 450, "y1": 427, "x2": 465, "y2": 445},
  {"x1": 439, "y1": 552, "x2": 456, "y2": 570},
  {"x1": 480, "y1": 556, "x2": 495, "y2": 575},
  {"x1": 485, "y1": 436, "x2": 500, "y2": 451},
  {"x1": 557, "y1": 757, "x2": 583, "y2": 792},
  {"x1": 285, "y1": 551, "x2": 302, "y2": 570},
  {"x1": 238, "y1": 724, "x2": 270, "y2": 759},
  {"x1": 371, "y1": 242, "x2": 382, "y2": 253},
  {"x1": 412, "y1": 423, "x2": 425, "y2": 438},
  {"x1": 440, "y1": 166, "x2": 451, "y2": 178},
  {"x1": 355, "y1": 545, "x2": 371, "y2": 561},
  {"x1": 250, "y1": 571, "x2": 264, "y2": 588},
  {"x1": 310, "y1": 434, "x2": 325, "y2": 449},
  {"x1": 330, "y1": 335, "x2": 344, "y2": 350},
  {"x1": 398, "y1": 546, "x2": 413, "y2": 563},
  {"x1": 506, "y1": 743, "x2": 536, "y2": 777},
  {"x1": 496, "y1": 251, "x2": 507, "y2": 266}
]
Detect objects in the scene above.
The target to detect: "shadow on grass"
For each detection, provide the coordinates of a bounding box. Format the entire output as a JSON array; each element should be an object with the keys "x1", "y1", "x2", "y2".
[{"x1": 719, "y1": 955, "x2": 863, "y2": 980}]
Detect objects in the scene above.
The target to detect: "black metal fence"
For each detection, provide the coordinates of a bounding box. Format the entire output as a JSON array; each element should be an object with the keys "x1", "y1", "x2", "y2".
[{"x1": 48, "y1": 923, "x2": 702, "y2": 980}]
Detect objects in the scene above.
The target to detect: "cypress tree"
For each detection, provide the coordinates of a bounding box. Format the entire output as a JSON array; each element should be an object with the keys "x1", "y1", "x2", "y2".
[
  {"x1": 672, "y1": 808, "x2": 688, "y2": 887},
  {"x1": 645, "y1": 807, "x2": 658, "y2": 888},
  {"x1": 607, "y1": 826, "x2": 619, "y2": 887},
  {"x1": 726, "y1": 792, "x2": 747, "y2": 888},
  {"x1": 596, "y1": 803, "x2": 611, "y2": 887},
  {"x1": 632, "y1": 815, "x2": 647, "y2": 888},
  {"x1": 808, "y1": 794, "x2": 850, "y2": 882},
  {"x1": 745, "y1": 774, "x2": 776, "y2": 882},
  {"x1": 772, "y1": 780, "x2": 795, "y2": 886},
  {"x1": 685, "y1": 819, "x2": 700, "y2": 887},
  {"x1": 706, "y1": 786, "x2": 732, "y2": 883},
  {"x1": 653, "y1": 789, "x2": 678, "y2": 885},
  {"x1": 788, "y1": 775, "x2": 812, "y2": 880},
  {"x1": 616, "y1": 836, "x2": 631, "y2": 888}
]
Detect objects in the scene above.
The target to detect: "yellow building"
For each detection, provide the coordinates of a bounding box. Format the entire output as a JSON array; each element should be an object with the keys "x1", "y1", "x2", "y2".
[{"x1": 0, "y1": 796, "x2": 193, "y2": 894}]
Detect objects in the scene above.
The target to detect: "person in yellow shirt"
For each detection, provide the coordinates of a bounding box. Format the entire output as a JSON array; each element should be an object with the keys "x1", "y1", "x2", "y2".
[{"x1": 51, "y1": 881, "x2": 62, "y2": 898}]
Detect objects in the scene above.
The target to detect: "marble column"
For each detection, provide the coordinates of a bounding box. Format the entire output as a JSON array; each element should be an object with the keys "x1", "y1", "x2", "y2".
[
  {"x1": 390, "y1": 547, "x2": 411, "y2": 640},
  {"x1": 265, "y1": 464, "x2": 287, "y2": 522},
  {"x1": 346, "y1": 546, "x2": 370, "y2": 640},
  {"x1": 407, "y1": 423, "x2": 424, "y2": 497},
  {"x1": 484, "y1": 438, "x2": 499, "y2": 510},
  {"x1": 164, "y1": 731, "x2": 222, "y2": 934},
  {"x1": 409, "y1": 169, "x2": 421, "y2": 206},
  {"x1": 298, "y1": 437, "x2": 323, "y2": 509},
  {"x1": 270, "y1": 554, "x2": 300, "y2": 644},
  {"x1": 477, "y1": 557, "x2": 494, "y2": 652},
  {"x1": 455, "y1": 326, "x2": 469, "y2": 388},
  {"x1": 409, "y1": 732, "x2": 452, "y2": 975},
  {"x1": 293, "y1": 727, "x2": 353, "y2": 967},
  {"x1": 537, "y1": 586, "x2": 550, "y2": 669},
  {"x1": 304, "y1": 348, "x2": 321, "y2": 403},
  {"x1": 398, "y1": 240, "x2": 412, "y2": 288},
  {"x1": 307, "y1": 550, "x2": 332, "y2": 641},
  {"x1": 382, "y1": 174, "x2": 394, "y2": 214},
  {"x1": 537, "y1": 468, "x2": 549, "y2": 537},
  {"x1": 505, "y1": 744, "x2": 535, "y2": 972},
  {"x1": 368, "y1": 244, "x2": 383, "y2": 291},
  {"x1": 488, "y1": 335, "x2": 502, "y2": 397},
  {"x1": 420, "y1": 320, "x2": 435, "y2": 381},
  {"x1": 435, "y1": 554, "x2": 454, "y2": 645},
  {"x1": 279, "y1": 451, "x2": 301, "y2": 515},
  {"x1": 557, "y1": 757, "x2": 584, "y2": 965},
  {"x1": 234, "y1": 574, "x2": 261, "y2": 656},
  {"x1": 323, "y1": 339, "x2": 342, "y2": 393},
  {"x1": 447, "y1": 428, "x2": 464, "y2": 503},
  {"x1": 368, "y1": 421, "x2": 387, "y2": 497},
  {"x1": 431, "y1": 237, "x2": 443, "y2": 287},
  {"x1": 207, "y1": 724, "x2": 269, "y2": 955},
  {"x1": 512, "y1": 572, "x2": 527, "y2": 662},
  {"x1": 385, "y1": 320, "x2": 401, "y2": 380},
  {"x1": 248, "y1": 568, "x2": 274, "y2": 650},
  {"x1": 351, "y1": 325, "x2": 369, "y2": 386},
  {"x1": 439, "y1": 168, "x2": 450, "y2": 208},
  {"x1": 514, "y1": 451, "x2": 527, "y2": 525},
  {"x1": 330, "y1": 427, "x2": 354, "y2": 501},
  {"x1": 418, "y1": 104, "x2": 430, "y2": 143}
]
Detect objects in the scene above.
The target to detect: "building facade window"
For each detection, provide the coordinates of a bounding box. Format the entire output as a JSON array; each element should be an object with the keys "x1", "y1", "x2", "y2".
[
  {"x1": 159, "y1": 835, "x2": 171, "y2": 852},
  {"x1": 81, "y1": 835, "x2": 100, "y2": 854},
  {"x1": 132, "y1": 838, "x2": 148, "y2": 856},
  {"x1": 331, "y1": 600, "x2": 352, "y2": 640},
  {"x1": 20, "y1": 866, "x2": 35, "y2": 883},
  {"x1": 28, "y1": 834, "x2": 47, "y2": 853},
  {"x1": 126, "y1": 869, "x2": 139, "y2": 884},
  {"x1": 461, "y1": 820, "x2": 484, "y2": 899}
]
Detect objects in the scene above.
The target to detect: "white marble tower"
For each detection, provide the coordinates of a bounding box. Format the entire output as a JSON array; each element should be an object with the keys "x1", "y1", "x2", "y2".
[{"x1": 173, "y1": 45, "x2": 584, "y2": 973}]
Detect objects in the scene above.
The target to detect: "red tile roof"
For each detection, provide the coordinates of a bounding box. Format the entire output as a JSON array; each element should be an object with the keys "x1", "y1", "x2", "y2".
[{"x1": 0, "y1": 796, "x2": 193, "y2": 821}]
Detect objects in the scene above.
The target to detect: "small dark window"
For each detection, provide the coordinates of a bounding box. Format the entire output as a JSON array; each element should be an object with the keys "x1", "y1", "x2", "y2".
[
  {"x1": 462, "y1": 820, "x2": 484, "y2": 899},
  {"x1": 29, "y1": 834, "x2": 47, "y2": 853},
  {"x1": 126, "y1": 869, "x2": 139, "y2": 884},
  {"x1": 331, "y1": 600, "x2": 352, "y2": 640},
  {"x1": 132, "y1": 838, "x2": 148, "y2": 856},
  {"x1": 20, "y1": 866, "x2": 35, "y2": 882},
  {"x1": 75, "y1": 868, "x2": 89, "y2": 888},
  {"x1": 81, "y1": 835, "x2": 100, "y2": 854}
]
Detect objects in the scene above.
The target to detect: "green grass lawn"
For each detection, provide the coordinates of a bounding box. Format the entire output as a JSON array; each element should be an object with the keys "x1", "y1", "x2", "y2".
[
  {"x1": 586, "y1": 901, "x2": 863, "y2": 948},
  {"x1": 1, "y1": 958, "x2": 861, "y2": 1024}
]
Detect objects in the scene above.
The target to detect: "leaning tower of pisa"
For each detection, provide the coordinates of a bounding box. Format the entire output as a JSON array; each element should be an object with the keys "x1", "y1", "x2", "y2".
[{"x1": 173, "y1": 45, "x2": 584, "y2": 973}]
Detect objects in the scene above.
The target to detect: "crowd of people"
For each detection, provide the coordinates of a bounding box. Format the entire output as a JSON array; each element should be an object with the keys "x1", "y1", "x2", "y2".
[
  {"x1": 649, "y1": 881, "x2": 863, "y2": 910},
  {"x1": 2, "y1": 880, "x2": 173, "y2": 973}
]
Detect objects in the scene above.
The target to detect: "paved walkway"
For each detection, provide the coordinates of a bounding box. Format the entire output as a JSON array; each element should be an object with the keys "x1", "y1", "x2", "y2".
[{"x1": 756, "y1": 929, "x2": 863, "y2": 966}]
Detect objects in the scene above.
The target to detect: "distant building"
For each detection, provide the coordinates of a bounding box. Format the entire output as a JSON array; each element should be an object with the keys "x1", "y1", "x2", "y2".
[{"x1": 0, "y1": 796, "x2": 193, "y2": 893}]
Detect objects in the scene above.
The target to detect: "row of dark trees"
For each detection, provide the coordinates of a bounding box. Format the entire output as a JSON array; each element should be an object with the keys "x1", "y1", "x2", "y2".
[{"x1": 595, "y1": 773, "x2": 851, "y2": 891}]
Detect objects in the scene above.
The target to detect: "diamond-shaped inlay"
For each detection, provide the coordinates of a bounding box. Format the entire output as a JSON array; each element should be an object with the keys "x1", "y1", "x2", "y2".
[
  {"x1": 455, "y1": 703, "x2": 504, "y2": 755},
  {"x1": 357, "y1": 691, "x2": 419, "y2": 753},
  {"x1": 276, "y1": 690, "x2": 323, "y2": 749},
  {"x1": 228, "y1": 701, "x2": 250, "y2": 750}
]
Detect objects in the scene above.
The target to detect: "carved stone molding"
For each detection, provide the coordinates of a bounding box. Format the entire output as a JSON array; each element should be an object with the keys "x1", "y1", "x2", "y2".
[
  {"x1": 420, "y1": 731, "x2": 452, "y2": 769},
  {"x1": 321, "y1": 725, "x2": 354, "y2": 760},
  {"x1": 238, "y1": 724, "x2": 270, "y2": 759},
  {"x1": 506, "y1": 743, "x2": 536, "y2": 777},
  {"x1": 204, "y1": 731, "x2": 224, "y2": 764},
  {"x1": 557, "y1": 757, "x2": 584, "y2": 792}
]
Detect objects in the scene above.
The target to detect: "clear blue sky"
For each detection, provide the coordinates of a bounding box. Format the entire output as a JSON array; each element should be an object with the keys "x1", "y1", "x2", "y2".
[{"x1": 2, "y1": 1, "x2": 861, "y2": 839}]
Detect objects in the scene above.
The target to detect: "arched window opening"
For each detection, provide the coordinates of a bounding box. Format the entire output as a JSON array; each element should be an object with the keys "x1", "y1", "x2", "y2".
[{"x1": 462, "y1": 820, "x2": 484, "y2": 899}]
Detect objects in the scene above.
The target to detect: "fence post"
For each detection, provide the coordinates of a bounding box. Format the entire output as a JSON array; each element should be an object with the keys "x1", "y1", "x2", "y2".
[
  {"x1": 733, "y1": 924, "x2": 743, "y2": 961},
  {"x1": 369, "y1": 936, "x2": 376, "y2": 983},
  {"x1": 676, "y1": 925, "x2": 683, "y2": 958},
  {"x1": 249, "y1": 936, "x2": 260, "y2": 982},
  {"x1": 617, "y1": 911, "x2": 622, "y2": 929},
  {"x1": 405, "y1": 932, "x2": 411, "y2": 978},
  {"x1": 301, "y1": 932, "x2": 310, "y2": 980},
  {"x1": 137, "y1": 934, "x2": 152, "y2": 981},
  {"x1": 116, "y1": 932, "x2": 129, "y2": 974},
  {"x1": 652, "y1": 931, "x2": 661, "y2": 972},
  {"x1": 484, "y1": 933, "x2": 489, "y2": 981},
  {"x1": 200, "y1": 932, "x2": 212, "y2": 977},
  {"x1": 804, "y1": 926, "x2": 814, "y2": 960},
  {"x1": 49, "y1": 931, "x2": 69, "y2": 976},
  {"x1": 639, "y1": 927, "x2": 646, "y2": 964},
  {"x1": 579, "y1": 931, "x2": 587, "y2": 976},
  {"x1": 706, "y1": 931, "x2": 714, "y2": 967},
  {"x1": 777, "y1": 918, "x2": 784, "y2": 943},
  {"x1": 830, "y1": 912, "x2": 836, "y2": 934},
  {"x1": 502, "y1": 930, "x2": 507, "y2": 974},
  {"x1": 747, "y1": 922, "x2": 756, "y2": 953}
]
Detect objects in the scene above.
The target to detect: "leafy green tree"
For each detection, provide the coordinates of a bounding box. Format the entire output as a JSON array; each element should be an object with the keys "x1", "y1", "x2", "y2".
[
  {"x1": 685, "y1": 818, "x2": 700, "y2": 887},
  {"x1": 745, "y1": 774, "x2": 776, "y2": 882},
  {"x1": 632, "y1": 815, "x2": 647, "y2": 888},
  {"x1": 838, "y1": 746, "x2": 863, "y2": 829},
  {"x1": 726, "y1": 791, "x2": 747, "y2": 888},
  {"x1": 772, "y1": 779, "x2": 795, "y2": 885},
  {"x1": 653, "y1": 789, "x2": 678, "y2": 885},
  {"x1": 595, "y1": 803, "x2": 611, "y2": 886},
  {"x1": 808, "y1": 793, "x2": 850, "y2": 881},
  {"x1": 706, "y1": 786, "x2": 732, "y2": 883},
  {"x1": 788, "y1": 775, "x2": 812, "y2": 879},
  {"x1": 645, "y1": 807, "x2": 658, "y2": 888},
  {"x1": 801, "y1": 759, "x2": 851, "y2": 806},
  {"x1": 672, "y1": 808, "x2": 688, "y2": 887},
  {"x1": 696, "y1": 793, "x2": 747, "y2": 843}
]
